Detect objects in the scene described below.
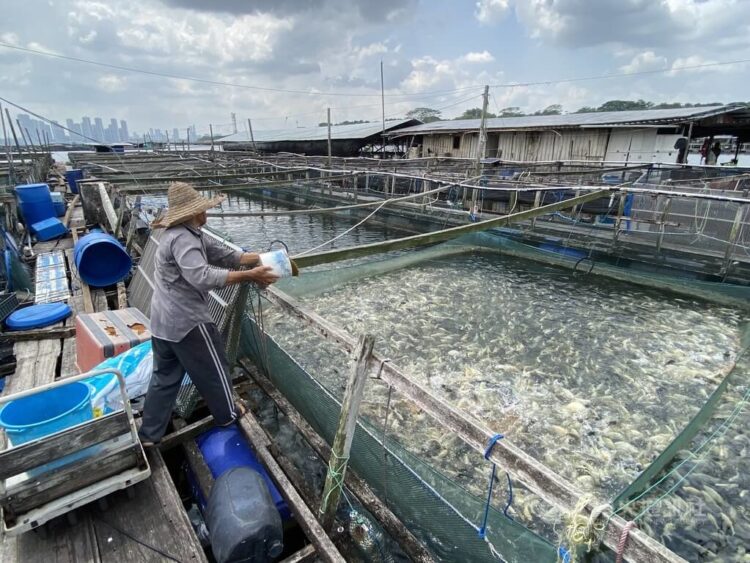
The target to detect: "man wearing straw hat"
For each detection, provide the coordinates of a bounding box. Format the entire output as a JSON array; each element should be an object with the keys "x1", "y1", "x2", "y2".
[{"x1": 139, "y1": 182, "x2": 279, "y2": 446}]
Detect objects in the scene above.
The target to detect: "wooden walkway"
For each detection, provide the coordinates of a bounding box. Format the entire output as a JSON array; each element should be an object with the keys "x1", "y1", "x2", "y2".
[{"x1": 0, "y1": 203, "x2": 207, "y2": 563}]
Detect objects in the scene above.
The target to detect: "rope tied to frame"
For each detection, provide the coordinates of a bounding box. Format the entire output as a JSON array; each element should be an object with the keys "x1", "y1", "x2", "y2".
[
  {"x1": 615, "y1": 521, "x2": 636, "y2": 563},
  {"x1": 478, "y1": 433, "x2": 515, "y2": 539},
  {"x1": 558, "y1": 497, "x2": 611, "y2": 563},
  {"x1": 320, "y1": 450, "x2": 349, "y2": 516}
]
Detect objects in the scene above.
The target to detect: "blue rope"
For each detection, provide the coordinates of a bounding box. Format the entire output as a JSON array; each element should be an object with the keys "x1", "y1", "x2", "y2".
[
  {"x1": 478, "y1": 433, "x2": 504, "y2": 539},
  {"x1": 558, "y1": 546, "x2": 572, "y2": 563},
  {"x1": 503, "y1": 472, "x2": 513, "y2": 519}
]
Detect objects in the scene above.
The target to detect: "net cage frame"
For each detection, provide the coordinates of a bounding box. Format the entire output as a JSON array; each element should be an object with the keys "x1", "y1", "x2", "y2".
[{"x1": 121, "y1": 173, "x2": 750, "y2": 563}]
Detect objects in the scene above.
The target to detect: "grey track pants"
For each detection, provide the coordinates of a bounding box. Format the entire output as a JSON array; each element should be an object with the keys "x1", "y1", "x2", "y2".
[{"x1": 139, "y1": 322, "x2": 238, "y2": 443}]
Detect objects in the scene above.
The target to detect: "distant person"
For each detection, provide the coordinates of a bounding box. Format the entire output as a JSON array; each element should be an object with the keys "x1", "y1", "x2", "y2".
[
  {"x1": 699, "y1": 139, "x2": 709, "y2": 164},
  {"x1": 712, "y1": 142, "x2": 722, "y2": 164}
]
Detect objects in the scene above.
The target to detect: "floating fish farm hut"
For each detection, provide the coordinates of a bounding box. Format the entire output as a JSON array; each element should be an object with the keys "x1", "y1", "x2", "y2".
[
  {"x1": 1, "y1": 135, "x2": 750, "y2": 563},
  {"x1": 389, "y1": 104, "x2": 750, "y2": 163},
  {"x1": 217, "y1": 118, "x2": 421, "y2": 157}
]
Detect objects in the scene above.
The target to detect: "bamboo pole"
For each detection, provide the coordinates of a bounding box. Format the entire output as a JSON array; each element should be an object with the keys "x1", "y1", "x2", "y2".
[
  {"x1": 294, "y1": 189, "x2": 608, "y2": 268},
  {"x1": 319, "y1": 334, "x2": 375, "y2": 531}
]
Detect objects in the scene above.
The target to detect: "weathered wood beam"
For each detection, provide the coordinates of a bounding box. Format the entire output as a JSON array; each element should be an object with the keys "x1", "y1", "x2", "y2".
[
  {"x1": 293, "y1": 189, "x2": 608, "y2": 268},
  {"x1": 262, "y1": 286, "x2": 685, "y2": 563},
  {"x1": 158, "y1": 415, "x2": 214, "y2": 452},
  {"x1": 0, "y1": 326, "x2": 75, "y2": 342}
]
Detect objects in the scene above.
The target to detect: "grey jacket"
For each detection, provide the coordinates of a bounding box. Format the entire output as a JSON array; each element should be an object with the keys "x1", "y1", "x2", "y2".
[{"x1": 150, "y1": 224, "x2": 242, "y2": 342}]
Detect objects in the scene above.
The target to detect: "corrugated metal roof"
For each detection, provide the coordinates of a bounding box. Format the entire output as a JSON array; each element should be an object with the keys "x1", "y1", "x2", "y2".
[
  {"x1": 218, "y1": 119, "x2": 419, "y2": 143},
  {"x1": 388, "y1": 105, "x2": 748, "y2": 136}
]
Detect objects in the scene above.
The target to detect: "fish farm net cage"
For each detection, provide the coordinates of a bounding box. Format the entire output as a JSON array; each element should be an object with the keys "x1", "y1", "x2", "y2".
[
  {"x1": 238, "y1": 233, "x2": 750, "y2": 563},
  {"x1": 120, "y1": 160, "x2": 750, "y2": 562}
]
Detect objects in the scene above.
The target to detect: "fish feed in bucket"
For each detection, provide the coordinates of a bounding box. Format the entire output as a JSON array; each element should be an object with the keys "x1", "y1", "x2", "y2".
[{"x1": 259, "y1": 249, "x2": 294, "y2": 279}]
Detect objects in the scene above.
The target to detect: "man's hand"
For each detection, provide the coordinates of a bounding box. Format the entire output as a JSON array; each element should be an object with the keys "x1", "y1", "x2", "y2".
[
  {"x1": 240, "y1": 252, "x2": 260, "y2": 267},
  {"x1": 246, "y1": 265, "x2": 279, "y2": 288}
]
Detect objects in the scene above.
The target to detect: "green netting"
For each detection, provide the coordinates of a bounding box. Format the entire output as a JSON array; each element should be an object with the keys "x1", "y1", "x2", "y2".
[
  {"x1": 240, "y1": 319, "x2": 558, "y2": 563},
  {"x1": 277, "y1": 230, "x2": 750, "y2": 309},
  {"x1": 612, "y1": 322, "x2": 750, "y2": 510}
]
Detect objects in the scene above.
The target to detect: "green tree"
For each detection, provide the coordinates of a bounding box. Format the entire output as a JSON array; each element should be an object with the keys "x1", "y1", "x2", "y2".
[
  {"x1": 597, "y1": 99, "x2": 654, "y2": 112},
  {"x1": 497, "y1": 107, "x2": 524, "y2": 117},
  {"x1": 533, "y1": 104, "x2": 562, "y2": 115},
  {"x1": 406, "y1": 107, "x2": 442, "y2": 123},
  {"x1": 574, "y1": 106, "x2": 598, "y2": 113},
  {"x1": 456, "y1": 107, "x2": 498, "y2": 119}
]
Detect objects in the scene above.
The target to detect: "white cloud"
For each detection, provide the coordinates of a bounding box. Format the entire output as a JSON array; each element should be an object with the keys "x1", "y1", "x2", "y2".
[
  {"x1": 475, "y1": 0, "x2": 510, "y2": 24},
  {"x1": 619, "y1": 51, "x2": 668, "y2": 73},
  {"x1": 668, "y1": 55, "x2": 741, "y2": 76},
  {"x1": 462, "y1": 51, "x2": 495, "y2": 63},
  {"x1": 96, "y1": 74, "x2": 126, "y2": 92}
]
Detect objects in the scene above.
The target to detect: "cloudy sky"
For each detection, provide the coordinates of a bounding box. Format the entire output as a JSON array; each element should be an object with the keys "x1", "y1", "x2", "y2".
[{"x1": 1, "y1": 0, "x2": 748, "y2": 137}]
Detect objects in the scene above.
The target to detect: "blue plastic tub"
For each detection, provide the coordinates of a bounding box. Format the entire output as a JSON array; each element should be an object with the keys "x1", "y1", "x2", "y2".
[
  {"x1": 0, "y1": 381, "x2": 93, "y2": 446},
  {"x1": 51, "y1": 192, "x2": 66, "y2": 217},
  {"x1": 15, "y1": 183, "x2": 56, "y2": 226},
  {"x1": 196, "y1": 425, "x2": 291, "y2": 520},
  {"x1": 64, "y1": 169, "x2": 84, "y2": 194},
  {"x1": 74, "y1": 232, "x2": 132, "y2": 287},
  {"x1": 31, "y1": 217, "x2": 67, "y2": 241},
  {"x1": 5, "y1": 302, "x2": 72, "y2": 331}
]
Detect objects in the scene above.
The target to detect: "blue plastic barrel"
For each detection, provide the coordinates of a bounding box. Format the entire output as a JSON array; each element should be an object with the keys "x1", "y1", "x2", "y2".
[
  {"x1": 74, "y1": 232, "x2": 132, "y2": 287},
  {"x1": 196, "y1": 425, "x2": 291, "y2": 520},
  {"x1": 51, "y1": 192, "x2": 66, "y2": 216},
  {"x1": 15, "y1": 183, "x2": 55, "y2": 226},
  {"x1": 64, "y1": 169, "x2": 84, "y2": 194},
  {"x1": 0, "y1": 381, "x2": 93, "y2": 446}
]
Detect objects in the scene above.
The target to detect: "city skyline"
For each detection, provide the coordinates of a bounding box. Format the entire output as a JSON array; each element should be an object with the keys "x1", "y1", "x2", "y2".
[{"x1": 3, "y1": 112, "x2": 203, "y2": 145}]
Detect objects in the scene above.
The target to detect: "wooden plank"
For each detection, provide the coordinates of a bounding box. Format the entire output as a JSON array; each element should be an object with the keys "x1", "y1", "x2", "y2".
[
  {"x1": 173, "y1": 418, "x2": 215, "y2": 498},
  {"x1": 241, "y1": 360, "x2": 434, "y2": 563},
  {"x1": 116, "y1": 282, "x2": 127, "y2": 309},
  {"x1": 3, "y1": 443, "x2": 140, "y2": 517},
  {"x1": 280, "y1": 544, "x2": 316, "y2": 563},
  {"x1": 0, "y1": 412, "x2": 130, "y2": 479},
  {"x1": 320, "y1": 334, "x2": 374, "y2": 531},
  {"x1": 293, "y1": 189, "x2": 608, "y2": 268},
  {"x1": 92, "y1": 289, "x2": 108, "y2": 313},
  {"x1": 0, "y1": 326, "x2": 75, "y2": 342},
  {"x1": 62, "y1": 195, "x2": 80, "y2": 228},
  {"x1": 263, "y1": 287, "x2": 686, "y2": 563},
  {"x1": 159, "y1": 414, "x2": 214, "y2": 451},
  {"x1": 237, "y1": 410, "x2": 346, "y2": 563},
  {"x1": 1, "y1": 510, "x2": 101, "y2": 563},
  {"x1": 91, "y1": 448, "x2": 208, "y2": 563}
]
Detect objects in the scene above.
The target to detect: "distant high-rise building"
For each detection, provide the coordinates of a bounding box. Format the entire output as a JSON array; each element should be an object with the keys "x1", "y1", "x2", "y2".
[
  {"x1": 51, "y1": 121, "x2": 67, "y2": 143},
  {"x1": 81, "y1": 117, "x2": 93, "y2": 141},
  {"x1": 105, "y1": 118, "x2": 119, "y2": 143},
  {"x1": 172, "y1": 128, "x2": 179, "y2": 142},
  {"x1": 119, "y1": 120, "x2": 129, "y2": 142},
  {"x1": 93, "y1": 117, "x2": 105, "y2": 142}
]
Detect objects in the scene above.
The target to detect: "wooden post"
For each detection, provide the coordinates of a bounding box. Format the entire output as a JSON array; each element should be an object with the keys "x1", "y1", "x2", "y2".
[
  {"x1": 319, "y1": 333, "x2": 375, "y2": 531},
  {"x1": 326, "y1": 108, "x2": 332, "y2": 169},
  {"x1": 721, "y1": 204, "x2": 745, "y2": 278},
  {"x1": 614, "y1": 191, "x2": 627, "y2": 242},
  {"x1": 472, "y1": 85, "x2": 490, "y2": 211},
  {"x1": 531, "y1": 190, "x2": 542, "y2": 229},
  {"x1": 247, "y1": 118, "x2": 257, "y2": 152},
  {"x1": 656, "y1": 196, "x2": 672, "y2": 254}
]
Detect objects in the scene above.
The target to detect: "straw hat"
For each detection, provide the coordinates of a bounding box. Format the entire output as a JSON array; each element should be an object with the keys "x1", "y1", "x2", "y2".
[{"x1": 152, "y1": 182, "x2": 225, "y2": 228}]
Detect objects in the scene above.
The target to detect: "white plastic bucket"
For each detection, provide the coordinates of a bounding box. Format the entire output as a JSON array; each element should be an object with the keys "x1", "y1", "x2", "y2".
[{"x1": 259, "y1": 249, "x2": 293, "y2": 279}]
